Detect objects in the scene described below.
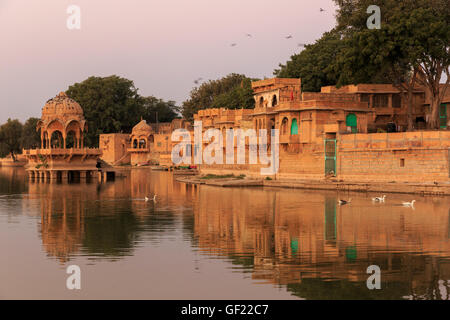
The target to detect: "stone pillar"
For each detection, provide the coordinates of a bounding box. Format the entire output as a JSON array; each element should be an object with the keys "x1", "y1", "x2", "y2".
[
  {"x1": 61, "y1": 171, "x2": 69, "y2": 183},
  {"x1": 35, "y1": 171, "x2": 40, "y2": 181},
  {"x1": 79, "y1": 171, "x2": 87, "y2": 180}
]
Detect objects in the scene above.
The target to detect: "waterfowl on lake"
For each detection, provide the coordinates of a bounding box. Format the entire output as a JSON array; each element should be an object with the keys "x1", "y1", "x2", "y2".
[
  {"x1": 372, "y1": 195, "x2": 386, "y2": 202},
  {"x1": 402, "y1": 200, "x2": 416, "y2": 207},
  {"x1": 338, "y1": 198, "x2": 352, "y2": 205}
]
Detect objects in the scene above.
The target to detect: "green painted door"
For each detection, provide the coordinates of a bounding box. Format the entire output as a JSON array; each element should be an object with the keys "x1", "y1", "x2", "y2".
[
  {"x1": 346, "y1": 113, "x2": 357, "y2": 133},
  {"x1": 291, "y1": 118, "x2": 298, "y2": 135},
  {"x1": 439, "y1": 104, "x2": 447, "y2": 129},
  {"x1": 324, "y1": 139, "x2": 336, "y2": 176}
]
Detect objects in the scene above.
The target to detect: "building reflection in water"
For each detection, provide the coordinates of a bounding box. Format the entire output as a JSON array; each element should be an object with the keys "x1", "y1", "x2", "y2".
[{"x1": 1, "y1": 166, "x2": 450, "y2": 299}]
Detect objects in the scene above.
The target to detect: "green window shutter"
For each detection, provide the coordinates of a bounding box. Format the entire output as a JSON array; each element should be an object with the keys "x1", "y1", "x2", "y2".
[
  {"x1": 346, "y1": 113, "x2": 357, "y2": 133},
  {"x1": 290, "y1": 118, "x2": 298, "y2": 135}
]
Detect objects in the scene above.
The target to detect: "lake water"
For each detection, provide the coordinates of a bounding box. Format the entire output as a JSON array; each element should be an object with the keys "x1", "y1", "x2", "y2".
[{"x1": 0, "y1": 167, "x2": 449, "y2": 300}]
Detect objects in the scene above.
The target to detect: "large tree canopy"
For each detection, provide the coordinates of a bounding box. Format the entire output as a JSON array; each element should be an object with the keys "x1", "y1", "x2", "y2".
[
  {"x1": 66, "y1": 76, "x2": 144, "y2": 147},
  {"x1": 333, "y1": 0, "x2": 449, "y2": 128},
  {"x1": 181, "y1": 74, "x2": 256, "y2": 120},
  {"x1": 274, "y1": 29, "x2": 389, "y2": 92}
]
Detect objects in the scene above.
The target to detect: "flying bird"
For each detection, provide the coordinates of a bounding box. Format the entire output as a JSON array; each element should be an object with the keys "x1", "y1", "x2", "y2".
[
  {"x1": 320, "y1": 8, "x2": 325, "y2": 12},
  {"x1": 194, "y1": 77, "x2": 203, "y2": 84},
  {"x1": 230, "y1": 43, "x2": 237, "y2": 47},
  {"x1": 285, "y1": 35, "x2": 293, "y2": 39},
  {"x1": 245, "y1": 33, "x2": 252, "y2": 38}
]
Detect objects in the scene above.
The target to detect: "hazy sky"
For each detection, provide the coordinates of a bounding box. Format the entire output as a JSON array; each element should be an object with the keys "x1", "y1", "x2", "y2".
[{"x1": 0, "y1": 0, "x2": 337, "y2": 123}]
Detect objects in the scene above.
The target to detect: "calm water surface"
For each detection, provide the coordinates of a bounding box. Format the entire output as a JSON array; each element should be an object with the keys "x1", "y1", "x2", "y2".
[{"x1": 0, "y1": 167, "x2": 449, "y2": 300}]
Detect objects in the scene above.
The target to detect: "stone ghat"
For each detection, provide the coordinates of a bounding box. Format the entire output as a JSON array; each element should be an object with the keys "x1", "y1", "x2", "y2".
[
  {"x1": 176, "y1": 176, "x2": 263, "y2": 187},
  {"x1": 176, "y1": 175, "x2": 450, "y2": 195}
]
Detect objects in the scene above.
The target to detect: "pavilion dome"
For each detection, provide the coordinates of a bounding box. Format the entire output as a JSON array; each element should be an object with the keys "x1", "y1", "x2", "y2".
[{"x1": 42, "y1": 92, "x2": 83, "y2": 117}]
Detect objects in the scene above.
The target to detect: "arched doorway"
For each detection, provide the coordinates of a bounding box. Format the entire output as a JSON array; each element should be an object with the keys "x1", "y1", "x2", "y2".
[
  {"x1": 291, "y1": 118, "x2": 298, "y2": 135},
  {"x1": 139, "y1": 139, "x2": 146, "y2": 149},
  {"x1": 272, "y1": 95, "x2": 277, "y2": 107},
  {"x1": 50, "y1": 131, "x2": 64, "y2": 149},
  {"x1": 346, "y1": 113, "x2": 357, "y2": 133},
  {"x1": 281, "y1": 117, "x2": 288, "y2": 135},
  {"x1": 66, "y1": 130, "x2": 77, "y2": 148}
]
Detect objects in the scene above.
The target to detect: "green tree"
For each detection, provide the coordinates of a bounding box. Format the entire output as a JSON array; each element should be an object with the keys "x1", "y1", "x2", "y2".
[
  {"x1": 275, "y1": 29, "x2": 389, "y2": 92},
  {"x1": 182, "y1": 74, "x2": 256, "y2": 120},
  {"x1": 333, "y1": 0, "x2": 449, "y2": 129},
  {"x1": 66, "y1": 75, "x2": 144, "y2": 147},
  {"x1": 275, "y1": 30, "x2": 346, "y2": 92},
  {"x1": 142, "y1": 96, "x2": 179, "y2": 123},
  {"x1": 20, "y1": 117, "x2": 41, "y2": 149},
  {"x1": 0, "y1": 119, "x2": 23, "y2": 161}
]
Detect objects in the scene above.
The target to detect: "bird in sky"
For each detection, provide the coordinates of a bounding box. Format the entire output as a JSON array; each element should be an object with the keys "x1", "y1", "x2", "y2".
[
  {"x1": 245, "y1": 33, "x2": 252, "y2": 38},
  {"x1": 285, "y1": 35, "x2": 293, "y2": 39},
  {"x1": 230, "y1": 43, "x2": 237, "y2": 47},
  {"x1": 320, "y1": 8, "x2": 325, "y2": 12},
  {"x1": 194, "y1": 77, "x2": 203, "y2": 85}
]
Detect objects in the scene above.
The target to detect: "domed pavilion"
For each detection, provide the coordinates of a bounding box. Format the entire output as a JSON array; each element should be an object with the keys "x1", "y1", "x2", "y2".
[
  {"x1": 128, "y1": 119, "x2": 155, "y2": 165},
  {"x1": 37, "y1": 92, "x2": 87, "y2": 149},
  {"x1": 23, "y1": 92, "x2": 103, "y2": 182}
]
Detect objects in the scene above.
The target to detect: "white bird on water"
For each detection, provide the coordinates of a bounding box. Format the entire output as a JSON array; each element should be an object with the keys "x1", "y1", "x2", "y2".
[
  {"x1": 372, "y1": 195, "x2": 386, "y2": 202},
  {"x1": 402, "y1": 200, "x2": 416, "y2": 207},
  {"x1": 145, "y1": 194, "x2": 157, "y2": 202}
]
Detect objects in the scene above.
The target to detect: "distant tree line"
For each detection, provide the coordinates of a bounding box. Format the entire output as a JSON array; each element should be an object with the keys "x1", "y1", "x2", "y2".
[{"x1": 0, "y1": 118, "x2": 40, "y2": 160}]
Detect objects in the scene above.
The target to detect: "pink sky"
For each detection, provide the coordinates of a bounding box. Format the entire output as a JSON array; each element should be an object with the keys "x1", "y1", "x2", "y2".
[{"x1": 0, "y1": 0, "x2": 337, "y2": 122}]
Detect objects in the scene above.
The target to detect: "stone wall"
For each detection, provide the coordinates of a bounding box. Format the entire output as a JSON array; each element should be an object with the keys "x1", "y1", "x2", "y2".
[
  {"x1": 338, "y1": 131, "x2": 450, "y2": 182},
  {"x1": 199, "y1": 131, "x2": 450, "y2": 183},
  {"x1": 99, "y1": 134, "x2": 130, "y2": 165}
]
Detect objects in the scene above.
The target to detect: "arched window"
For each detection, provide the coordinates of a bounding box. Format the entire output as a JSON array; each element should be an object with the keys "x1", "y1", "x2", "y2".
[
  {"x1": 346, "y1": 113, "x2": 357, "y2": 133},
  {"x1": 290, "y1": 118, "x2": 298, "y2": 135},
  {"x1": 50, "y1": 131, "x2": 64, "y2": 149},
  {"x1": 281, "y1": 117, "x2": 289, "y2": 135},
  {"x1": 272, "y1": 95, "x2": 277, "y2": 107},
  {"x1": 139, "y1": 139, "x2": 146, "y2": 149},
  {"x1": 133, "y1": 139, "x2": 138, "y2": 148},
  {"x1": 259, "y1": 97, "x2": 264, "y2": 108},
  {"x1": 66, "y1": 130, "x2": 77, "y2": 148}
]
